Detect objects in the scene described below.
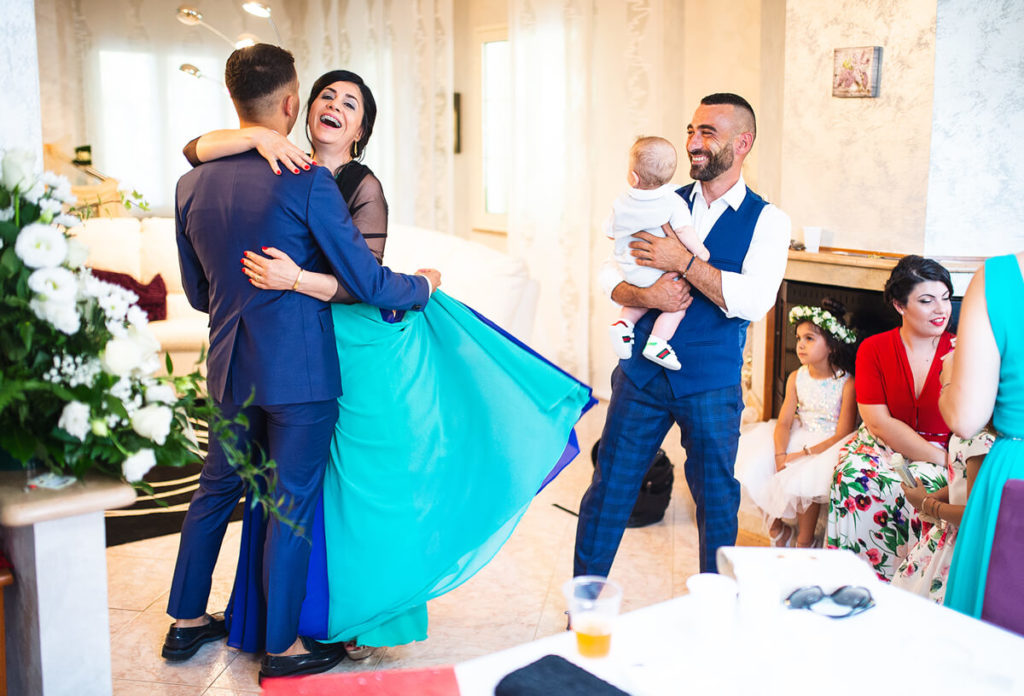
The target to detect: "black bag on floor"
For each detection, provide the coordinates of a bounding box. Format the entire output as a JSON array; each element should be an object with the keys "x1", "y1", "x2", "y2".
[{"x1": 590, "y1": 439, "x2": 674, "y2": 527}]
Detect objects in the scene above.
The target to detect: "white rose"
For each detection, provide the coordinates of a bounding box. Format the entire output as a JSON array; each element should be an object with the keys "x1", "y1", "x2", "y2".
[
  {"x1": 15, "y1": 223, "x2": 68, "y2": 269},
  {"x1": 102, "y1": 335, "x2": 145, "y2": 376},
  {"x1": 131, "y1": 404, "x2": 173, "y2": 445},
  {"x1": 126, "y1": 305, "x2": 148, "y2": 327},
  {"x1": 30, "y1": 297, "x2": 81, "y2": 335},
  {"x1": 0, "y1": 206, "x2": 13, "y2": 222},
  {"x1": 122, "y1": 448, "x2": 156, "y2": 482},
  {"x1": 65, "y1": 238, "x2": 89, "y2": 269},
  {"x1": 28, "y1": 266, "x2": 77, "y2": 303},
  {"x1": 146, "y1": 384, "x2": 177, "y2": 405},
  {"x1": 2, "y1": 148, "x2": 36, "y2": 193},
  {"x1": 102, "y1": 325, "x2": 160, "y2": 377},
  {"x1": 58, "y1": 400, "x2": 91, "y2": 441},
  {"x1": 54, "y1": 213, "x2": 81, "y2": 228},
  {"x1": 22, "y1": 179, "x2": 46, "y2": 205}
]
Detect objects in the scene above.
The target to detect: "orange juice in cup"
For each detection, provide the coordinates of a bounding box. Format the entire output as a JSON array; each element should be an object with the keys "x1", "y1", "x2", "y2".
[
  {"x1": 563, "y1": 576, "x2": 622, "y2": 659},
  {"x1": 572, "y1": 614, "x2": 613, "y2": 657}
]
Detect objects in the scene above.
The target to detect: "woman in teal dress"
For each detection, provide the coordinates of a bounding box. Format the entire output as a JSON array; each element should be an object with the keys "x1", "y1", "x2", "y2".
[
  {"x1": 939, "y1": 252, "x2": 1024, "y2": 620},
  {"x1": 187, "y1": 70, "x2": 593, "y2": 653}
]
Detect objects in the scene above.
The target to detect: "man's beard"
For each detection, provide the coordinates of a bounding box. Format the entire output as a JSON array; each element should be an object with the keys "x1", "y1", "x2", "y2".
[{"x1": 689, "y1": 143, "x2": 734, "y2": 181}]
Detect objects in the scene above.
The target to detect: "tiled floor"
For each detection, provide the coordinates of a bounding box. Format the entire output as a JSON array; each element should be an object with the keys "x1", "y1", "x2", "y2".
[{"x1": 106, "y1": 401, "x2": 768, "y2": 694}]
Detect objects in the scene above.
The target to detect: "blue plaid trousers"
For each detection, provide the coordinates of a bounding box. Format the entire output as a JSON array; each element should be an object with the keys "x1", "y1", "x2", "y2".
[{"x1": 574, "y1": 367, "x2": 743, "y2": 575}]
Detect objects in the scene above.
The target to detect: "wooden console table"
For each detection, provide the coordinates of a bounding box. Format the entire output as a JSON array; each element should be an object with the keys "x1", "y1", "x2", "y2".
[{"x1": 0, "y1": 471, "x2": 135, "y2": 695}]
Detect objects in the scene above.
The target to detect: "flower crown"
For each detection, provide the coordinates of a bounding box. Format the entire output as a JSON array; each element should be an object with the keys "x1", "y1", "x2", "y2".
[{"x1": 788, "y1": 305, "x2": 857, "y2": 344}]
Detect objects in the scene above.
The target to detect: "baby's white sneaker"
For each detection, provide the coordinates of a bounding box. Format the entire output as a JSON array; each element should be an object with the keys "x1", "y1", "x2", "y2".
[
  {"x1": 608, "y1": 319, "x2": 635, "y2": 359},
  {"x1": 642, "y1": 336, "x2": 681, "y2": 370}
]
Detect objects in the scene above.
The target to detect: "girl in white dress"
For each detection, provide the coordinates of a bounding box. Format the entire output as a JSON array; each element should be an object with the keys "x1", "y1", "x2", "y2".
[{"x1": 736, "y1": 300, "x2": 858, "y2": 547}]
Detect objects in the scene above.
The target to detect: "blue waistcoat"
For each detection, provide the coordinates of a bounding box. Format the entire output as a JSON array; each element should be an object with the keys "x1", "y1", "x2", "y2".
[{"x1": 620, "y1": 183, "x2": 768, "y2": 398}]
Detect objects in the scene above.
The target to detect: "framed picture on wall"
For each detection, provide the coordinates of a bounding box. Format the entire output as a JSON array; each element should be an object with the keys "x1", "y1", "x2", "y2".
[{"x1": 832, "y1": 46, "x2": 882, "y2": 98}]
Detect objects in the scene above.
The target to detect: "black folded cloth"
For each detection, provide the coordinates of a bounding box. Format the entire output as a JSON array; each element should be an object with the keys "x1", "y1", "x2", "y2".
[{"x1": 495, "y1": 654, "x2": 631, "y2": 696}]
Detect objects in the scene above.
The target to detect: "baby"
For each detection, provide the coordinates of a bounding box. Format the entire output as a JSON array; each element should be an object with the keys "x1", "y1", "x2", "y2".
[{"x1": 606, "y1": 136, "x2": 710, "y2": 370}]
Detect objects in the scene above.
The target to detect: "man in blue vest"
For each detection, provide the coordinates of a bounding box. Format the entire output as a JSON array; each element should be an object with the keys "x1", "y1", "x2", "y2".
[
  {"x1": 163, "y1": 44, "x2": 438, "y2": 680},
  {"x1": 575, "y1": 93, "x2": 791, "y2": 575}
]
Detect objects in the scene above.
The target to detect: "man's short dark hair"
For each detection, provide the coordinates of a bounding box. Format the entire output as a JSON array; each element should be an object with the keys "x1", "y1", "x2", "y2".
[
  {"x1": 700, "y1": 93, "x2": 756, "y2": 140},
  {"x1": 224, "y1": 44, "x2": 297, "y2": 120}
]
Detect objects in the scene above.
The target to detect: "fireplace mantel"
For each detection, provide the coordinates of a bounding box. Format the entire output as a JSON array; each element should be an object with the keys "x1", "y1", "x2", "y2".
[{"x1": 785, "y1": 249, "x2": 982, "y2": 295}]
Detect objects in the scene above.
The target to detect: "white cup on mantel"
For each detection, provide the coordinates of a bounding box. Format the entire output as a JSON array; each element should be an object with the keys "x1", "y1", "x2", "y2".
[{"x1": 802, "y1": 226, "x2": 823, "y2": 253}]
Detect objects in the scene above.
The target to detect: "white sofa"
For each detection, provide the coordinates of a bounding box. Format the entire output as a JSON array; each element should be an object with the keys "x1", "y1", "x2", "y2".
[
  {"x1": 71, "y1": 218, "x2": 538, "y2": 375},
  {"x1": 72, "y1": 217, "x2": 209, "y2": 375}
]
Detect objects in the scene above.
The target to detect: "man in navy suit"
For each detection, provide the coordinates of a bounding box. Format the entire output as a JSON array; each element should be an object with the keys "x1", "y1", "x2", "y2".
[{"x1": 162, "y1": 44, "x2": 438, "y2": 681}]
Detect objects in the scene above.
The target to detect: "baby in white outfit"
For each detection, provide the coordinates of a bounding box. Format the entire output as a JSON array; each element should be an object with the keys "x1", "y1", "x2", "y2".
[{"x1": 606, "y1": 136, "x2": 710, "y2": 370}]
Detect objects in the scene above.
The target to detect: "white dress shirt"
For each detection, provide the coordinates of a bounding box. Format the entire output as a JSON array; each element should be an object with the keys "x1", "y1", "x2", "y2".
[{"x1": 597, "y1": 176, "x2": 791, "y2": 322}]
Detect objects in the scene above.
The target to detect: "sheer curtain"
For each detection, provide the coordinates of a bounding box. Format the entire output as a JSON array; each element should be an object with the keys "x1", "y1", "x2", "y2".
[
  {"x1": 34, "y1": 0, "x2": 454, "y2": 230},
  {"x1": 507, "y1": 0, "x2": 684, "y2": 385},
  {"x1": 284, "y1": 0, "x2": 454, "y2": 233}
]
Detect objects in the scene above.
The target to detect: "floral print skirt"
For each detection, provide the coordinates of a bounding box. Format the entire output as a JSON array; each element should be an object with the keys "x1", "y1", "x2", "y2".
[
  {"x1": 826, "y1": 424, "x2": 947, "y2": 580},
  {"x1": 891, "y1": 431, "x2": 994, "y2": 602}
]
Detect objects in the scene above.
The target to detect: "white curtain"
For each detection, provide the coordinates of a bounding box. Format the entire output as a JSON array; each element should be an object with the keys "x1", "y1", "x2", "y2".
[
  {"x1": 507, "y1": 0, "x2": 684, "y2": 385},
  {"x1": 34, "y1": 0, "x2": 454, "y2": 231}
]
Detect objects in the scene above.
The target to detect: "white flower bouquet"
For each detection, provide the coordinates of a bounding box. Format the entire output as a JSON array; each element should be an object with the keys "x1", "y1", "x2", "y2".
[{"x1": 0, "y1": 148, "x2": 272, "y2": 501}]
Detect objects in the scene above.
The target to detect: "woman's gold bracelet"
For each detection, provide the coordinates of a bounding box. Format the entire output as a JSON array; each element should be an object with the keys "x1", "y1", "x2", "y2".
[{"x1": 291, "y1": 268, "x2": 304, "y2": 290}]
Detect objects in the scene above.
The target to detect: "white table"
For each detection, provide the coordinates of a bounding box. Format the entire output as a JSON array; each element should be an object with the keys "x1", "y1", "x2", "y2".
[{"x1": 455, "y1": 584, "x2": 1024, "y2": 695}]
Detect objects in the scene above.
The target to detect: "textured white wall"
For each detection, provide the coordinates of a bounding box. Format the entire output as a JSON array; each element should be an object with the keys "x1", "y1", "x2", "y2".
[
  {"x1": 923, "y1": 0, "x2": 1024, "y2": 257},
  {"x1": 0, "y1": 0, "x2": 42, "y2": 157},
  {"x1": 780, "y1": 0, "x2": 937, "y2": 254}
]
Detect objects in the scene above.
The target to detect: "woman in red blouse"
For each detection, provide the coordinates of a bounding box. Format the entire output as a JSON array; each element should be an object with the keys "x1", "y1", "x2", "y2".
[{"x1": 826, "y1": 256, "x2": 955, "y2": 579}]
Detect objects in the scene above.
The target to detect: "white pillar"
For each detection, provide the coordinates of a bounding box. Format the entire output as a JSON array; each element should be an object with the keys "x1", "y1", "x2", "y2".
[
  {"x1": 0, "y1": 0, "x2": 43, "y2": 157},
  {"x1": 4, "y1": 512, "x2": 114, "y2": 695}
]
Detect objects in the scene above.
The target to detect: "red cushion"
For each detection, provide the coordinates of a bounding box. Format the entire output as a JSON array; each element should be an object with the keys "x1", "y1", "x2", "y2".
[{"x1": 90, "y1": 269, "x2": 168, "y2": 322}]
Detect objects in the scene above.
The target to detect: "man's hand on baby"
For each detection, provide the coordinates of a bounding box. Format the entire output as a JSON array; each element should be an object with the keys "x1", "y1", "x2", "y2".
[
  {"x1": 629, "y1": 230, "x2": 688, "y2": 273},
  {"x1": 646, "y1": 272, "x2": 692, "y2": 313}
]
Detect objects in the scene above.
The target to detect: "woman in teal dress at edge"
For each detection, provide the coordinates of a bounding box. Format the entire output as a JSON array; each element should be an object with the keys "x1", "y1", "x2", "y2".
[
  {"x1": 938, "y1": 251, "x2": 1024, "y2": 621},
  {"x1": 185, "y1": 70, "x2": 594, "y2": 655}
]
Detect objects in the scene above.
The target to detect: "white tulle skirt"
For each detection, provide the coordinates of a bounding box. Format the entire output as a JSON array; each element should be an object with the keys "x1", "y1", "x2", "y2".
[{"x1": 734, "y1": 420, "x2": 850, "y2": 522}]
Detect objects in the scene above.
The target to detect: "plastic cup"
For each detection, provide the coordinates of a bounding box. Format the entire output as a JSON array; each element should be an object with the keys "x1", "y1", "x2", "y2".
[
  {"x1": 563, "y1": 576, "x2": 622, "y2": 658},
  {"x1": 803, "y1": 226, "x2": 822, "y2": 253}
]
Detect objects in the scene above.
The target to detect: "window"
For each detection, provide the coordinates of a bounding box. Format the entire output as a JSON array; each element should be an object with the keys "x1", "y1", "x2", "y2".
[{"x1": 481, "y1": 38, "x2": 509, "y2": 217}]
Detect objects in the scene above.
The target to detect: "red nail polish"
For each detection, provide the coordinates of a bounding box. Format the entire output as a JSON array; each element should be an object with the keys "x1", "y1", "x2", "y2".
[
  {"x1": 304, "y1": 165, "x2": 310, "y2": 170},
  {"x1": 261, "y1": 247, "x2": 268, "y2": 251},
  {"x1": 293, "y1": 168, "x2": 299, "y2": 174},
  {"x1": 311, "y1": 160, "x2": 317, "y2": 166}
]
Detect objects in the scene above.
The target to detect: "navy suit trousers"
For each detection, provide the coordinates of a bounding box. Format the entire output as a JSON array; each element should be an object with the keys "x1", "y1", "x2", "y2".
[
  {"x1": 574, "y1": 367, "x2": 743, "y2": 575},
  {"x1": 168, "y1": 398, "x2": 338, "y2": 653}
]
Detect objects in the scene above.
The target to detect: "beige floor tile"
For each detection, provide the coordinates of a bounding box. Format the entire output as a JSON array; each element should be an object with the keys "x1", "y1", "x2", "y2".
[
  {"x1": 110, "y1": 608, "x2": 141, "y2": 636},
  {"x1": 110, "y1": 600, "x2": 236, "y2": 687},
  {"x1": 206, "y1": 650, "x2": 262, "y2": 693},
  {"x1": 107, "y1": 555, "x2": 178, "y2": 611},
  {"x1": 113, "y1": 678, "x2": 205, "y2": 695}
]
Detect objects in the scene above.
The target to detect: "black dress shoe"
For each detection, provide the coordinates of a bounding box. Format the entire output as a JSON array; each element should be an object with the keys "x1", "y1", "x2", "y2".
[
  {"x1": 259, "y1": 635, "x2": 347, "y2": 683},
  {"x1": 162, "y1": 612, "x2": 228, "y2": 661}
]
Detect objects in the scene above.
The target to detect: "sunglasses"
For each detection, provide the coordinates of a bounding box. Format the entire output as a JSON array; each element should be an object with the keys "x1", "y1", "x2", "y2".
[{"x1": 784, "y1": 585, "x2": 875, "y2": 619}]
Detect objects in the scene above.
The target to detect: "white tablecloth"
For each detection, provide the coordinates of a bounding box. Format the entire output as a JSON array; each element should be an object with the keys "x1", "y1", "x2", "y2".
[{"x1": 455, "y1": 584, "x2": 1024, "y2": 695}]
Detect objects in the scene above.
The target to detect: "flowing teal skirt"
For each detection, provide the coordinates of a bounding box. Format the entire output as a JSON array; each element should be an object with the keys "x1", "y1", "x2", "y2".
[{"x1": 227, "y1": 292, "x2": 593, "y2": 650}]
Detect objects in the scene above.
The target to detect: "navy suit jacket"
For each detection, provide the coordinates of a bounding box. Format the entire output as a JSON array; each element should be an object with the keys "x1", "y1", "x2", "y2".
[{"x1": 175, "y1": 151, "x2": 430, "y2": 405}]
